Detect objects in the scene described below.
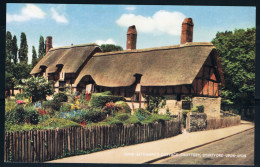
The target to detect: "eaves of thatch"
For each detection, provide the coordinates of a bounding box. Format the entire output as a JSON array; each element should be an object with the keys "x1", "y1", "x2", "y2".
[
  {"x1": 74, "y1": 42, "x2": 224, "y2": 87},
  {"x1": 30, "y1": 43, "x2": 101, "y2": 75}
]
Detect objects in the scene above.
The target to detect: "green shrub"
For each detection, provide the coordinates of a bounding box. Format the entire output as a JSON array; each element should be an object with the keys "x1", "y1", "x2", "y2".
[
  {"x1": 98, "y1": 91, "x2": 112, "y2": 95},
  {"x1": 134, "y1": 108, "x2": 151, "y2": 121},
  {"x1": 115, "y1": 113, "x2": 130, "y2": 121},
  {"x1": 53, "y1": 92, "x2": 68, "y2": 102},
  {"x1": 24, "y1": 106, "x2": 39, "y2": 125},
  {"x1": 115, "y1": 101, "x2": 131, "y2": 113},
  {"x1": 109, "y1": 119, "x2": 123, "y2": 126},
  {"x1": 18, "y1": 77, "x2": 54, "y2": 102},
  {"x1": 142, "y1": 114, "x2": 171, "y2": 124},
  {"x1": 5, "y1": 100, "x2": 17, "y2": 114},
  {"x1": 5, "y1": 105, "x2": 39, "y2": 125},
  {"x1": 104, "y1": 117, "x2": 123, "y2": 126},
  {"x1": 5, "y1": 122, "x2": 38, "y2": 132},
  {"x1": 13, "y1": 106, "x2": 26, "y2": 124},
  {"x1": 191, "y1": 105, "x2": 204, "y2": 113},
  {"x1": 38, "y1": 115, "x2": 51, "y2": 123},
  {"x1": 124, "y1": 115, "x2": 141, "y2": 125},
  {"x1": 59, "y1": 103, "x2": 72, "y2": 112},
  {"x1": 85, "y1": 107, "x2": 106, "y2": 123},
  {"x1": 42, "y1": 100, "x2": 61, "y2": 112},
  {"x1": 38, "y1": 117, "x2": 79, "y2": 129},
  {"x1": 196, "y1": 105, "x2": 204, "y2": 113},
  {"x1": 191, "y1": 107, "x2": 198, "y2": 112},
  {"x1": 90, "y1": 92, "x2": 125, "y2": 108},
  {"x1": 15, "y1": 93, "x2": 28, "y2": 100},
  {"x1": 144, "y1": 95, "x2": 166, "y2": 113}
]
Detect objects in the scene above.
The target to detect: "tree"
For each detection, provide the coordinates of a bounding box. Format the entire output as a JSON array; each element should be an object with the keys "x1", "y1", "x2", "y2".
[
  {"x1": 31, "y1": 46, "x2": 38, "y2": 67},
  {"x1": 11, "y1": 35, "x2": 18, "y2": 64},
  {"x1": 211, "y1": 28, "x2": 255, "y2": 107},
  {"x1": 38, "y1": 35, "x2": 45, "y2": 59},
  {"x1": 18, "y1": 77, "x2": 54, "y2": 102},
  {"x1": 12, "y1": 63, "x2": 32, "y2": 86},
  {"x1": 6, "y1": 31, "x2": 12, "y2": 63},
  {"x1": 100, "y1": 44, "x2": 123, "y2": 52},
  {"x1": 5, "y1": 63, "x2": 15, "y2": 96},
  {"x1": 19, "y1": 32, "x2": 28, "y2": 64},
  {"x1": 6, "y1": 31, "x2": 14, "y2": 95}
]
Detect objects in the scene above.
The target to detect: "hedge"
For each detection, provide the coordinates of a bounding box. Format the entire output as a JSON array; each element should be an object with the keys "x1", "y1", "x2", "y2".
[{"x1": 90, "y1": 92, "x2": 125, "y2": 107}]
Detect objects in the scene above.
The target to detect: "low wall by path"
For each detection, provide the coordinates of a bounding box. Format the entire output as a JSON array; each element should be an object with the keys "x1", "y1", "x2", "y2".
[
  {"x1": 186, "y1": 112, "x2": 241, "y2": 132},
  {"x1": 206, "y1": 115, "x2": 241, "y2": 130}
]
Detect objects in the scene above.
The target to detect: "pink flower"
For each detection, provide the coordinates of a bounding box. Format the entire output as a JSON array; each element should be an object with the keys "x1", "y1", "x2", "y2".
[{"x1": 16, "y1": 100, "x2": 25, "y2": 104}]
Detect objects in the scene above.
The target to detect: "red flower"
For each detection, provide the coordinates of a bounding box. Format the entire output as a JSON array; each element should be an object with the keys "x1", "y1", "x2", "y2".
[
  {"x1": 85, "y1": 92, "x2": 92, "y2": 101},
  {"x1": 37, "y1": 108, "x2": 49, "y2": 116},
  {"x1": 80, "y1": 121, "x2": 87, "y2": 127}
]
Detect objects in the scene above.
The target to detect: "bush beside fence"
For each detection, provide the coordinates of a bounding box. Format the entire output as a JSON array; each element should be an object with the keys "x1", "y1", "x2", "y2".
[
  {"x1": 206, "y1": 115, "x2": 241, "y2": 130},
  {"x1": 4, "y1": 120, "x2": 181, "y2": 162}
]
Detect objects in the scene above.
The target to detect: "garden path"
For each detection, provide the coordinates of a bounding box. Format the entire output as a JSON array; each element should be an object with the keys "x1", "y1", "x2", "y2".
[{"x1": 47, "y1": 121, "x2": 254, "y2": 164}]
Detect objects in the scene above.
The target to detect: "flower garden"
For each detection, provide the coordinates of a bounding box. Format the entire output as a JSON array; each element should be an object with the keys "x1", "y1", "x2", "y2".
[{"x1": 5, "y1": 78, "x2": 174, "y2": 132}]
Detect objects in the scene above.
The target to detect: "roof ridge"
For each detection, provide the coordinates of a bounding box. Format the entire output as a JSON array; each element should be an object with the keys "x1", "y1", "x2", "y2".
[
  {"x1": 94, "y1": 42, "x2": 214, "y2": 57},
  {"x1": 49, "y1": 43, "x2": 99, "y2": 51}
]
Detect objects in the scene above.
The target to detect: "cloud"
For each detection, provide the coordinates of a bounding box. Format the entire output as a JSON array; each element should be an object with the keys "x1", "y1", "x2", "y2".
[
  {"x1": 95, "y1": 39, "x2": 116, "y2": 45},
  {"x1": 7, "y1": 4, "x2": 46, "y2": 22},
  {"x1": 125, "y1": 6, "x2": 136, "y2": 11},
  {"x1": 116, "y1": 10, "x2": 186, "y2": 35},
  {"x1": 51, "y1": 7, "x2": 68, "y2": 23}
]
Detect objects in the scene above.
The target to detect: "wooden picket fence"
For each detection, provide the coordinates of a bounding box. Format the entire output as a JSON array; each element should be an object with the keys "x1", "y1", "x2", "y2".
[
  {"x1": 206, "y1": 115, "x2": 241, "y2": 130},
  {"x1": 4, "y1": 120, "x2": 181, "y2": 162}
]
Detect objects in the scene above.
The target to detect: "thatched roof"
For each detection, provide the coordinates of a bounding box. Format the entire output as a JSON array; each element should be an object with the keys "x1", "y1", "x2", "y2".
[
  {"x1": 30, "y1": 44, "x2": 100, "y2": 74},
  {"x1": 74, "y1": 42, "x2": 224, "y2": 87}
]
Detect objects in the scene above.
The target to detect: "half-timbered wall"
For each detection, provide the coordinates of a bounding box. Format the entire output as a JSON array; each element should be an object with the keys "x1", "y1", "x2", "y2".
[{"x1": 192, "y1": 53, "x2": 221, "y2": 97}]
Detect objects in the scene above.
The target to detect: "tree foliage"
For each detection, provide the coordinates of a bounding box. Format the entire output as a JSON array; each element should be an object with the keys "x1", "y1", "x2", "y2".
[
  {"x1": 12, "y1": 35, "x2": 18, "y2": 64},
  {"x1": 6, "y1": 31, "x2": 13, "y2": 62},
  {"x1": 32, "y1": 46, "x2": 38, "y2": 67},
  {"x1": 38, "y1": 35, "x2": 45, "y2": 60},
  {"x1": 144, "y1": 95, "x2": 166, "y2": 114},
  {"x1": 18, "y1": 77, "x2": 54, "y2": 102},
  {"x1": 19, "y1": 32, "x2": 28, "y2": 64},
  {"x1": 100, "y1": 44, "x2": 123, "y2": 52},
  {"x1": 212, "y1": 28, "x2": 255, "y2": 106},
  {"x1": 5, "y1": 31, "x2": 34, "y2": 96}
]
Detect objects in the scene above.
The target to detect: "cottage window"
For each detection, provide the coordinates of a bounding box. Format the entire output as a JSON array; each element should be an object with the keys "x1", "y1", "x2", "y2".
[
  {"x1": 59, "y1": 81, "x2": 66, "y2": 91},
  {"x1": 86, "y1": 84, "x2": 92, "y2": 93},
  {"x1": 134, "y1": 92, "x2": 140, "y2": 102},
  {"x1": 177, "y1": 94, "x2": 181, "y2": 101}
]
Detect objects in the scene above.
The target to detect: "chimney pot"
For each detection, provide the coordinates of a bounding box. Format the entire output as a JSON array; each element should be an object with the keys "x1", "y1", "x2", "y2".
[
  {"x1": 127, "y1": 25, "x2": 137, "y2": 50},
  {"x1": 181, "y1": 18, "x2": 194, "y2": 44},
  {"x1": 46, "y1": 36, "x2": 53, "y2": 54}
]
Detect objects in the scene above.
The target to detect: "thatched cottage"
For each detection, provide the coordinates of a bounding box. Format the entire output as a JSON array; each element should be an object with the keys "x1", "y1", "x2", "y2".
[{"x1": 31, "y1": 18, "x2": 225, "y2": 117}]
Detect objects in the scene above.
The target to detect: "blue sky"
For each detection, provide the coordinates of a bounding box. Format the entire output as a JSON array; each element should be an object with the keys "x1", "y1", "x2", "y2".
[{"x1": 6, "y1": 4, "x2": 256, "y2": 64}]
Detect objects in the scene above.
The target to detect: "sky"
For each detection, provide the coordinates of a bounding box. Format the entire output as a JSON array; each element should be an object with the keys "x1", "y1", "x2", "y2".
[{"x1": 6, "y1": 4, "x2": 256, "y2": 64}]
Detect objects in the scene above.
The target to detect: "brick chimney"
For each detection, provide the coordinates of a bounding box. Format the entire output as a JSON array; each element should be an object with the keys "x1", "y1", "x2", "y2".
[
  {"x1": 181, "y1": 18, "x2": 194, "y2": 44},
  {"x1": 127, "y1": 25, "x2": 137, "y2": 50},
  {"x1": 46, "y1": 36, "x2": 53, "y2": 54}
]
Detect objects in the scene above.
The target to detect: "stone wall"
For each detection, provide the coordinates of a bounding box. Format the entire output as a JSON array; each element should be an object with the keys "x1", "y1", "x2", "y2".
[
  {"x1": 192, "y1": 97, "x2": 221, "y2": 118},
  {"x1": 186, "y1": 112, "x2": 241, "y2": 133},
  {"x1": 159, "y1": 95, "x2": 182, "y2": 115},
  {"x1": 186, "y1": 112, "x2": 207, "y2": 132}
]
